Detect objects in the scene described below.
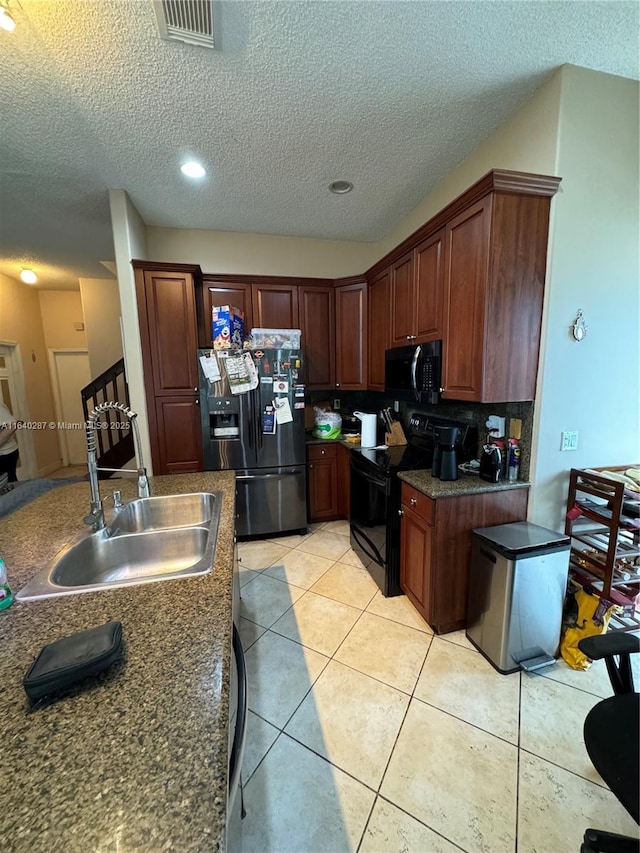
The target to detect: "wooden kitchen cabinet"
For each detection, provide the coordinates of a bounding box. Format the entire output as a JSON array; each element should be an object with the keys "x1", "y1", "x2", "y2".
[
  {"x1": 367, "y1": 268, "x2": 391, "y2": 391},
  {"x1": 307, "y1": 443, "x2": 339, "y2": 522},
  {"x1": 400, "y1": 481, "x2": 529, "y2": 634},
  {"x1": 198, "y1": 279, "x2": 252, "y2": 346},
  {"x1": 336, "y1": 442, "x2": 351, "y2": 520},
  {"x1": 390, "y1": 251, "x2": 415, "y2": 346},
  {"x1": 154, "y1": 395, "x2": 203, "y2": 474},
  {"x1": 441, "y1": 187, "x2": 556, "y2": 403},
  {"x1": 414, "y1": 228, "x2": 445, "y2": 343},
  {"x1": 134, "y1": 262, "x2": 204, "y2": 476},
  {"x1": 335, "y1": 280, "x2": 367, "y2": 390},
  {"x1": 251, "y1": 282, "x2": 299, "y2": 329},
  {"x1": 299, "y1": 285, "x2": 335, "y2": 389}
]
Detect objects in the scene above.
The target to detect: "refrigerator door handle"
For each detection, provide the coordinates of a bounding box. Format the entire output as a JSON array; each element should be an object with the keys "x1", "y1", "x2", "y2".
[
  {"x1": 255, "y1": 388, "x2": 263, "y2": 451},
  {"x1": 236, "y1": 470, "x2": 303, "y2": 481}
]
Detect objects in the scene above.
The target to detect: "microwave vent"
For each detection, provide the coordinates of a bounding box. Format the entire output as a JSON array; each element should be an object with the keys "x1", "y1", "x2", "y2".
[{"x1": 153, "y1": 0, "x2": 216, "y2": 49}]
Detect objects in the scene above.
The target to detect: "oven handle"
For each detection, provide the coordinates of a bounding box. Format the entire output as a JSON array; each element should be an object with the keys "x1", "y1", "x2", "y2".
[
  {"x1": 351, "y1": 524, "x2": 384, "y2": 567},
  {"x1": 411, "y1": 345, "x2": 421, "y2": 402}
]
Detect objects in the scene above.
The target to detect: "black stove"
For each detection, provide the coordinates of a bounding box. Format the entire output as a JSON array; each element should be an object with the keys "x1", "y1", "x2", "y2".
[{"x1": 349, "y1": 413, "x2": 478, "y2": 598}]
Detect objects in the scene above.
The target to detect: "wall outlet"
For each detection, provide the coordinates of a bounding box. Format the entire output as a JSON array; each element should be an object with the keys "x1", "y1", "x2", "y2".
[
  {"x1": 333, "y1": 398, "x2": 340, "y2": 410},
  {"x1": 560, "y1": 430, "x2": 579, "y2": 451}
]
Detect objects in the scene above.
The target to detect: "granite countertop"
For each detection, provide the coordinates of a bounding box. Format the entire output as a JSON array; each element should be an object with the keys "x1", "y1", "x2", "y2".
[
  {"x1": 0, "y1": 471, "x2": 236, "y2": 853},
  {"x1": 399, "y1": 469, "x2": 530, "y2": 499}
]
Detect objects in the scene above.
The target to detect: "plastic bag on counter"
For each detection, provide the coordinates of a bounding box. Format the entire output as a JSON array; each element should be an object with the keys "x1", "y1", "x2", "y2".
[{"x1": 313, "y1": 407, "x2": 342, "y2": 440}]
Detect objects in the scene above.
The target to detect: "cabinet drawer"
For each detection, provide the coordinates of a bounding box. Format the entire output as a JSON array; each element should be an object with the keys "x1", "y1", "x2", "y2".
[
  {"x1": 401, "y1": 483, "x2": 434, "y2": 525},
  {"x1": 308, "y1": 443, "x2": 338, "y2": 462}
]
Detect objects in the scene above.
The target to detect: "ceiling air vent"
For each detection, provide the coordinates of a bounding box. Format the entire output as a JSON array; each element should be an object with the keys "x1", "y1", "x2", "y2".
[{"x1": 153, "y1": 0, "x2": 216, "y2": 49}]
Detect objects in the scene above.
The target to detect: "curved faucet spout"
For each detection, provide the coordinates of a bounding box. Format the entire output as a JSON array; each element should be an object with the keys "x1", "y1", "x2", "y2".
[{"x1": 85, "y1": 402, "x2": 150, "y2": 531}]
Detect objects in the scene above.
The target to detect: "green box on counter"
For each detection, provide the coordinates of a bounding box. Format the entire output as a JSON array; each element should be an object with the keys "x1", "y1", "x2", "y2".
[{"x1": 212, "y1": 305, "x2": 245, "y2": 350}]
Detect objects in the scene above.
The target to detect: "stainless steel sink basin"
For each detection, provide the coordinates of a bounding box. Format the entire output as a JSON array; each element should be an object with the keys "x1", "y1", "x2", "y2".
[
  {"x1": 17, "y1": 491, "x2": 221, "y2": 601},
  {"x1": 109, "y1": 492, "x2": 217, "y2": 534}
]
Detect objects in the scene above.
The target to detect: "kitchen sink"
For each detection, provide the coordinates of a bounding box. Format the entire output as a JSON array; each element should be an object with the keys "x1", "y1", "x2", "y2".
[
  {"x1": 109, "y1": 492, "x2": 218, "y2": 534},
  {"x1": 16, "y1": 492, "x2": 221, "y2": 601}
]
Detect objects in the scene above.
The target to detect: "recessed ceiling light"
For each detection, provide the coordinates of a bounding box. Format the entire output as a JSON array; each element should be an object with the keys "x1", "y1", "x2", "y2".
[
  {"x1": 0, "y1": 8, "x2": 16, "y2": 32},
  {"x1": 180, "y1": 161, "x2": 206, "y2": 179},
  {"x1": 329, "y1": 180, "x2": 353, "y2": 194},
  {"x1": 20, "y1": 269, "x2": 38, "y2": 284}
]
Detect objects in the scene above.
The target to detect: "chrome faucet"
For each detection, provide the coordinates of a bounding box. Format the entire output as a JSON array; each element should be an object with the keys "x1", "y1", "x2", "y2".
[{"x1": 84, "y1": 402, "x2": 150, "y2": 531}]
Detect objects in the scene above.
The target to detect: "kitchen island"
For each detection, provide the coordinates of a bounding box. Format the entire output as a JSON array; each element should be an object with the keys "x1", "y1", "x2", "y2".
[{"x1": 0, "y1": 471, "x2": 236, "y2": 853}]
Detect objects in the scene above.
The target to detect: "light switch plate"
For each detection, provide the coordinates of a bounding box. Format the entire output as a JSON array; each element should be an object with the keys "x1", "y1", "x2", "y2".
[{"x1": 561, "y1": 430, "x2": 579, "y2": 451}]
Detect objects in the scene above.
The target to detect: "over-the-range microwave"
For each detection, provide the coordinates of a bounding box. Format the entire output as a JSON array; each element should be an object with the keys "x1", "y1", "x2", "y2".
[{"x1": 384, "y1": 341, "x2": 442, "y2": 404}]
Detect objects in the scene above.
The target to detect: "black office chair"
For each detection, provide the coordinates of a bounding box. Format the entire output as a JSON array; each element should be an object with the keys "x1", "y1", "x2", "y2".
[{"x1": 578, "y1": 633, "x2": 640, "y2": 853}]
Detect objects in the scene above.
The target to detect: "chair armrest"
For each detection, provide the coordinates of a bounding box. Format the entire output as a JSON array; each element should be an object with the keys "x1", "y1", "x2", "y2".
[{"x1": 578, "y1": 633, "x2": 640, "y2": 661}]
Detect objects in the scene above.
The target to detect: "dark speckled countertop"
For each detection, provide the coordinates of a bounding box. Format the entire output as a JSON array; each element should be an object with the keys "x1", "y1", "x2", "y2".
[
  {"x1": 398, "y1": 469, "x2": 530, "y2": 498},
  {"x1": 0, "y1": 471, "x2": 235, "y2": 853}
]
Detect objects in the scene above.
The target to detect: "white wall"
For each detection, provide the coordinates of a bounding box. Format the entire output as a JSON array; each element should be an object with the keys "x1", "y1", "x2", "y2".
[
  {"x1": 79, "y1": 277, "x2": 123, "y2": 378},
  {"x1": 108, "y1": 190, "x2": 151, "y2": 472},
  {"x1": 529, "y1": 66, "x2": 640, "y2": 528},
  {"x1": 146, "y1": 227, "x2": 377, "y2": 278},
  {"x1": 38, "y1": 291, "x2": 88, "y2": 350}
]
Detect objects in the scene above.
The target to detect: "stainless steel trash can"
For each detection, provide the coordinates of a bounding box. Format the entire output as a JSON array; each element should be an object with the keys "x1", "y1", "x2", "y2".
[{"x1": 466, "y1": 522, "x2": 570, "y2": 674}]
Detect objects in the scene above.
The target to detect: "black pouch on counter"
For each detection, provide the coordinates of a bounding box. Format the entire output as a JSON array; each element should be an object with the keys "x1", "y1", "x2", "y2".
[{"x1": 23, "y1": 621, "x2": 123, "y2": 703}]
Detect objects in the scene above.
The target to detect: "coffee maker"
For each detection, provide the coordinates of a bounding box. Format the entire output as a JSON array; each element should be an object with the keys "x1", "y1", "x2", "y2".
[{"x1": 431, "y1": 425, "x2": 462, "y2": 481}]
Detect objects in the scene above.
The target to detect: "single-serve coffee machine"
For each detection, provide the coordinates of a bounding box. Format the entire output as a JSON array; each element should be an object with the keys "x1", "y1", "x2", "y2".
[{"x1": 432, "y1": 424, "x2": 462, "y2": 481}]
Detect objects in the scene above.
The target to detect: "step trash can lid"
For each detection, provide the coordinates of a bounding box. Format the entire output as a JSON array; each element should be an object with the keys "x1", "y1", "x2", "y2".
[{"x1": 472, "y1": 521, "x2": 570, "y2": 557}]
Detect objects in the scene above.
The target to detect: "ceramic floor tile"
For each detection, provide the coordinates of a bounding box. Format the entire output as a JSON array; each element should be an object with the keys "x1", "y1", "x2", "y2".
[
  {"x1": 285, "y1": 660, "x2": 409, "y2": 789},
  {"x1": 360, "y1": 798, "x2": 461, "y2": 853},
  {"x1": 321, "y1": 519, "x2": 351, "y2": 536},
  {"x1": 271, "y1": 591, "x2": 361, "y2": 656},
  {"x1": 366, "y1": 589, "x2": 434, "y2": 633},
  {"x1": 520, "y1": 672, "x2": 604, "y2": 785},
  {"x1": 262, "y1": 548, "x2": 334, "y2": 589},
  {"x1": 242, "y1": 711, "x2": 280, "y2": 782},
  {"x1": 440, "y1": 629, "x2": 476, "y2": 650},
  {"x1": 414, "y1": 637, "x2": 520, "y2": 743},
  {"x1": 237, "y1": 540, "x2": 291, "y2": 570},
  {"x1": 239, "y1": 573, "x2": 304, "y2": 628},
  {"x1": 239, "y1": 565, "x2": 261, "y2": 589},
  {"x1": 295, "y1": 529, "x2": 351, "y2": 562},
  {"x1": 238, "y1": 617, "x2": 266, "y2": 652},
  {"x1": 266, "y1": 530, "x2": 313, "y2": 548},
  {"x1": 244, "y1": 630, "x2": 329, "y2": 728},
  {"x1": 242, "y1": 734, "x2": 375, "y2": 853},
  {"x1": 310, "y1": 560, "x2": 379, "y2": 609},
  {"x1": 381, "y1": 699, "x2": 518, "y2": 853},
  {"x1": 539, "y1": 656, "x2": 614, "y2": 698},
  {"x1": 518, "y1": 752, "x2": 639, "y2": 853},
  {"x1": 334, "y1": 611, "x2": 432, "y2": 694}
]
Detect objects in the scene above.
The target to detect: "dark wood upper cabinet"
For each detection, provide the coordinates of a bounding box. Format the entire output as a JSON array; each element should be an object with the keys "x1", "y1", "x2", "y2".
[
  {"x1": 142, "y1": 269, "x2": 200, "y2": 395},
  {"x1": 390, "y1": 252, "x2": 415, "y2": 346},
  {"x1": 198, "y1": 279, "x2": 252, "y2": 347},
  {"x1": 335, "y1": 281, "x2": 367, "y2": 390},
  {"x1": 251, "y1": 283, "x2": 299, "y2": 329},
  {"x1": 414, "y1": 227, "x2": 445, "y2": 343},
  {"x1": 442, "y1": 198, "x2": 491, "y2": 402},
  {"x1": 299, "y1": 285, "x2": 335, "y2": 389},
  {"x1": 367, "y1": 268, "x2": 391, "y2": 391}
]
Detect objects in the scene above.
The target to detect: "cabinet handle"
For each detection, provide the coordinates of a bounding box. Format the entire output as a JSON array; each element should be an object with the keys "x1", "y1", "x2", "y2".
[
  {"x1": 336, "y1": 383, "x2": 340, "y2": 388},
  {"x1": 309, "y1": 464, "x2": 314, "y2": 469},
  {"x1": 410, "y1": 498, "x2": 418, "y2": 505},
  {"x1": 193, "y1": 387, "x2": 198, "y2": 392},
  {"x1": 398, "y1": 509, "x2": 404, "y2": 516},
  {"x1": 195, "y1": 398, "x2": 199, "y2": 405},
  {"x1": 321, "y1": 450, "x2": 325, "y2": 455}
]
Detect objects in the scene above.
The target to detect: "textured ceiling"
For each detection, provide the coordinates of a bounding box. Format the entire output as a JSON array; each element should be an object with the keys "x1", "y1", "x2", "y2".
[{"x1": 0, "y1": 0, "x2": 638, "y2": 289}]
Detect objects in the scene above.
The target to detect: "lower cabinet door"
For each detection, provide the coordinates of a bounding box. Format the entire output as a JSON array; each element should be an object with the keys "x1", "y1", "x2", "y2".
[
  {"x1": 400, "y1": 505, "x2": 432, "y2": 621},
  {"x1": 154, "y1": 395, "x2": 204, "y2": 474},
  {"x1": 308, "y1": 456, "x2": 339, "y2": 522}
]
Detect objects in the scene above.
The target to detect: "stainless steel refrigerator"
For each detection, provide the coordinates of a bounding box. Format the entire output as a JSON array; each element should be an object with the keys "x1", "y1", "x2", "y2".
[{"x1": 198, "y1": 348, "x2": 307, "y2": 538}]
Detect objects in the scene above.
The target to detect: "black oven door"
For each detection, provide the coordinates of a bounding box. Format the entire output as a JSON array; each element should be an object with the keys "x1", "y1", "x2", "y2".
[{"x1": 349, "y1": 454, "x2": 401, "y2": 597}]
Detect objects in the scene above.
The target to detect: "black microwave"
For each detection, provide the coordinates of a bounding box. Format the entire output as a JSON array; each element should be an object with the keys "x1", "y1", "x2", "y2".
[{"x1": 384, "y1": 341, "x2": 442, "y2": 404}]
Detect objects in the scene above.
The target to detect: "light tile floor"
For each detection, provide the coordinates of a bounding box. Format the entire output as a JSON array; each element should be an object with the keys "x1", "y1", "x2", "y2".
[{"x1": 238, "y1": 524, "x2": 639, "y2": 853}]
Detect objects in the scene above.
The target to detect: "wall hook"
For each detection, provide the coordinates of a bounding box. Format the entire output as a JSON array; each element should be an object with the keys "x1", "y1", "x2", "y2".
[{"x1": 571, "y1": 309, "x2": 587, "y2": 342}]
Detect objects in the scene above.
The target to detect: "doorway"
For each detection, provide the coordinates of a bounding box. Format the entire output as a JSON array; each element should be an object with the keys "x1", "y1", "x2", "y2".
[
  {"x1": 0, "y1": 342, "x2": 36, "y2": 480},
  {"x1": 48, "y1": 349, "x2": 91, "y2": 466}
]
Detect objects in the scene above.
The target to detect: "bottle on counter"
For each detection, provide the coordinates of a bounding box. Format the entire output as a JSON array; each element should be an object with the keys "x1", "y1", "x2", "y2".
[
  {"x1": 0, "y1": 557, "x2": 14, "y2": 610},
  {"x1": 507, "y1": 439, "x2": 521, "y2": 482}
]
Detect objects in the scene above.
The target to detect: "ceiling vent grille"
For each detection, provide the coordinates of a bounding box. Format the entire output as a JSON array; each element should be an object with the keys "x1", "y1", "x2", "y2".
[{"x1": 153, "y1": 0, "x2": 216, "y2": 49}]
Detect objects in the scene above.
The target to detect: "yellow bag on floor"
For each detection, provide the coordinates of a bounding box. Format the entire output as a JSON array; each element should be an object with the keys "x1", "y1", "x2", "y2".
[{"x1": 560, "y1": 581, "x2": 617, "y2": 671}]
